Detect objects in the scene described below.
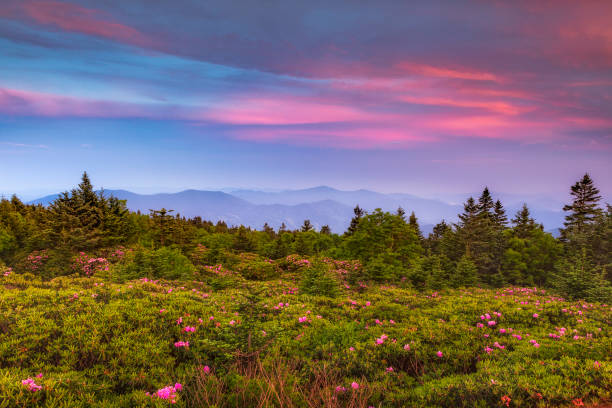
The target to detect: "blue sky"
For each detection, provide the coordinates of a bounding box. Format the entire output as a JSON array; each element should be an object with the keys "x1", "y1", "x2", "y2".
[{"x1": 0, "y1": 0, "x2": 610, "y2": 203}]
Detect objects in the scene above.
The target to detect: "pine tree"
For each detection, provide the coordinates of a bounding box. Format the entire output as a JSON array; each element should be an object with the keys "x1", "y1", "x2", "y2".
[
  {"x1": 347, "y1": 205, "x2": 365, "y2": 235},
  {"x1": 396, "y1": 207, "x2": 406, "y2": 220},
  {"x1": 457, "y1": 197, "x2": 478, "y2": 256},
  {"x1": 561, "y1": 173, "x2": 602, "y2": 242},
  {"x1": 408, "y1": 211, "x2": 422, "y2": 239},
  {"x1": 452, "y1": 254, "x2": 478, "y2": 287},
  {"x1": 320, "y1": 225, "x2": 331, "y2": 235},
  {"x1": 493, "y1": 200, "x2": 508, "y2": 228},
  {"x1": 512, "y1": 204, "x2": 537, "y2": 239},
  {"x1": 477, "y1": 187, "x2": 495, "y2": 218},
  {"x1": 301, "y1": 219, "x2": 313, "y2": 232}
]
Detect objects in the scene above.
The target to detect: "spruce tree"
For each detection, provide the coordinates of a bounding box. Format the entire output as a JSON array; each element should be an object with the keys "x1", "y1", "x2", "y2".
[
  {"x1": 512, "y1": 204, "x2": 537, "y2": 239},
  {"x1": 561, "y1": 173, "x2": 602, "y2": 241},
  {"x1": 320, "y1": 225, "x2": 331, "y2": 235},
  {"x1": 477, "y1": 187, "x2": 495, "y2": 218},
  {"x1": 493, "y1": 200, "x2": 508, "y2": 228},
  {"x1": 396, "y1": 207, "x2": 406, "y2": 220},
  {"x1": 347, "y1": 205, "x2": 365, "y2": 235},
  {"x1": 301, "y1": 219, "x2": 313, "y2": 232},
  {"x1": 408, "y1": 211, "x2": 423, "y2": 239}
]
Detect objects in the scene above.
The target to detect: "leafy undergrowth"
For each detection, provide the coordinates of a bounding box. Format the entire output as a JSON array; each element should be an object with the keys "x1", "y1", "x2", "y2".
[{"x1": 0, "y1": 272, "x2": 610, "y2": 407}]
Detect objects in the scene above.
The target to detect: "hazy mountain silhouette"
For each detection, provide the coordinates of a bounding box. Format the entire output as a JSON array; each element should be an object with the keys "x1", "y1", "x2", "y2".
[{"x1": 28, "y1": 186, "x2": 565, "y2": 234}]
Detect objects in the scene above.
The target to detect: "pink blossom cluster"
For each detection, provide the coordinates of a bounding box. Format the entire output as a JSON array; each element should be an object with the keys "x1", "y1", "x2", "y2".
[
  {"x1": 24, "y1": 250, "x2": 49, "y2": 272},
  {"x1": 148, "y1": 383, "x2": 182, "y2": 403},
  {"x1": 375, "y1": 334, "x2": 388, "y2": 345},
  {"x1": 174, "y1": 341, "x2": 189, "y2": 348},
  {"x1": 22, "y1": 378, "x2": 42, "y2": 391},
  {"x1": 72, "y1": 252, "x2": 109, "y2": 276},
  {"x1": 183, "y1": 326, "x2": 196, "y2": 332}
]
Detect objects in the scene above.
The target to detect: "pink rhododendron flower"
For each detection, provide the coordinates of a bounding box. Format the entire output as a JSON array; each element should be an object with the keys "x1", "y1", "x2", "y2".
[
  {"x1": 488, "y1": 321, "x2": 496, "y2": 326},
  {"x1": 403, "y1": 344, "x2": 410, "y2": 350},
  {"x1": 351, "y1": 382, "x2": 359, "y2": 389},
  {"x1": 22, "y1": 378, "x2": 42, "y2": 391},
  {"x1": 436, "y1": 351, "x2": 443, "y2": 357}
]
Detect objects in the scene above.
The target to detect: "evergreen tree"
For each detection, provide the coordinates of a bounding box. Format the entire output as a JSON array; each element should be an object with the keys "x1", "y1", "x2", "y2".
[
  {"x1": 452, "y1": 254, "x2": 478, "y2": 287},
  {"x1": 149, "y1": 208, "x2": 174, "y2": 247},
  {"x1": 301, "y1": 219, "x2": 313, "y2": 232},
  {"x1": 346, "y1": 205, "x2": 365, "y2": 235},
  {"x1": 511, "y1": 204, "x2": 537, "y2": 239},
  {"x1": 493, "y1": 200, "x2": 508, "y2": 228},
  {"x1": 408, "y1": 211, "x2": 423, "y2": 239},
  {"x1": 320, "y1": 225, "x2": 331, "y2": 235},
  {"x1": 477, "y1": 187, "x2": 495, "y2": 218},
  {"x1": 561, "y1": 173, "x2": 602, "y2": 243},
  {"x1": 396, "y1": 207, "x2": 406, "y2": 220},
  {"x1": 457, "y1": 197, "x2": 478, "y2": 256}
]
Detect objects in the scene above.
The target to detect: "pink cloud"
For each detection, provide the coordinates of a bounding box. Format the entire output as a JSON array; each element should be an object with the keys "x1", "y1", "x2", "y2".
[
  {"x1": 6, "y1": 1, "x2": 154, "y2": 48},
  {"x1": 201, "y1": 97, "x2": 377, "y2": 125},
  {"x1": 395, "y1": 62, "x2": 500, "y2": 82}
]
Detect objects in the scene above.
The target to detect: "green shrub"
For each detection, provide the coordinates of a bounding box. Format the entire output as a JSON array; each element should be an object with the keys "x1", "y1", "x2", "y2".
[
  {"x1": 111, "y1": 247, "x2": 196, "y2": 282},
  {"x1": 299, "y1": 263, "x2": 340, "y2": 298}
]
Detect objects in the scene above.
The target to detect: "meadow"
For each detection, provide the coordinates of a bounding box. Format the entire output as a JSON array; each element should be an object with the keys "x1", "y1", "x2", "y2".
[{"x1": 1, "y1": 256, "x2": 609, "y2": 408}]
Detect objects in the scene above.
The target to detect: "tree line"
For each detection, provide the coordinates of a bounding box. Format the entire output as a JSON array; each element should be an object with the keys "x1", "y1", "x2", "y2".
[{"x1": 0, "y1": 172, "x2": 610, "y2": 301}]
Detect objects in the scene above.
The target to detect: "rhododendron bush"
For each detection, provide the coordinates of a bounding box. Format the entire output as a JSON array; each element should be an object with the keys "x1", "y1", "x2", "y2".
[{"x1": 0, "y1": 270, "x2": 609, "y2": 407}]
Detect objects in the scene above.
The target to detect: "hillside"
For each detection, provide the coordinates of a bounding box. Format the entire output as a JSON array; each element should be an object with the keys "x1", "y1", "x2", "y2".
[{"x1": 1, "y1": 269, "x2": 609, "y2": 407}]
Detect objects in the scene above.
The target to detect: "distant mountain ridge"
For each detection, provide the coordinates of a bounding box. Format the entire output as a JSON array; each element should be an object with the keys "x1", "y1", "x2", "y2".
[{"x1": 27, "y1": 186, "x2": 565, "y2": 235}]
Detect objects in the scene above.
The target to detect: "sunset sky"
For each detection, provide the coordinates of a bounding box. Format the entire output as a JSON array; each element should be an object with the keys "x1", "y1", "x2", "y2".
[{"x1": 1, "y1": 0, "x2": 611, "y2": 201}]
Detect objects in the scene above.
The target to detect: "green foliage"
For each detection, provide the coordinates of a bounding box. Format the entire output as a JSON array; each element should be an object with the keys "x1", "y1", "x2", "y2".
[
  {"x1": 0, "y1": 273, "x2": 610, "y2": 407},
  {"x1": 452, "y1": 254, "x2": 478, "y2": 287},
  {"x1": 234, "y1": 253, "x2": 279, "y2": 280},
  {"x1": 299, "y1": 263, "x2": 340, "y2": 298},
  {"x1": 342, "y1": 209, "x2": 422, "y2": 281},
  {"x1": 552, "y1": 249, "x2": 612, "y2": 303},
  {"x1": 113, "y1": 247, "x2": 196, "y2": 282}
]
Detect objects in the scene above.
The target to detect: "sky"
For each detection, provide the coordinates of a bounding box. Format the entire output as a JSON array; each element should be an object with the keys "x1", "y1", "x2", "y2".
[{"x1": 0, "y1": 0, "x2": 611, "y2": 202}]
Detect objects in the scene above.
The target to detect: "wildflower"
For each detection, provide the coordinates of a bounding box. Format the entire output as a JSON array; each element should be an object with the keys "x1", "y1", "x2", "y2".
[
  {"x1": 593, "y1": 361, "x2": 601, "y2": 369},
  {"x1": 403, "y1": 344, "x2": 410, "y2": 350},
  {"x1": 573, "y1": 398, "x2": 584, "y2": 406},
  {"x1": 351, "y1": 382, "x2": 359, "y2": 390},
  {"x1": 229, "y1": 320, "x2": 236, "y2": 326},
  {"x1": 533, "y1": 313, "x2": 539, "y2": 318},
  {"x1": 436, "y1": 351, "x2": 443, "y2": 357},
  {"x1": 174, "y1": 341, "x2": 189, "y2": 348},
  {"x1": 22, "y1": 378, "x2": 42, "y2": 391},
  {"x1": 386, "y1": 366, "x2": 394, "y2": 373},
  {"x1": 202, "y1": 365, "x2": 211, "y2": 374},
  {"x1": 335, "y1": 385, "x2": 346, "y2": 393},
  {"x1": 349, "y1": 347, "x2": 355, "y2": 351},
  {"x1": 501, "y1": 395, "x2": 511, "y2": 407},
  {"x1": 174, "y1": 383, "x2": 182, "y2": 391},
  {"x1": 499, "y1": 328, "x2": 506, "y2": 334},
  {"x1": 184, "y1": 326, "x2": 196, "y2": 332},
  {"x1": 488, "y1": 321, "x2": 496, "y2": 326}
]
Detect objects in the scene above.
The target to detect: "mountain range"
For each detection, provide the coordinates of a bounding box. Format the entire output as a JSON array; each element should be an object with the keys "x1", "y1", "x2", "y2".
[{"x1": 27, "y1": 186, "x2": 565, "y2": 236}]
